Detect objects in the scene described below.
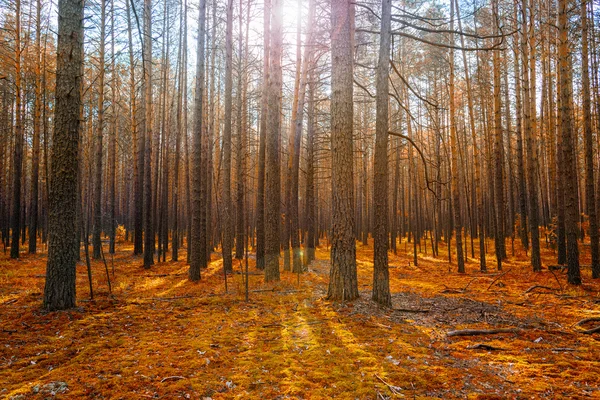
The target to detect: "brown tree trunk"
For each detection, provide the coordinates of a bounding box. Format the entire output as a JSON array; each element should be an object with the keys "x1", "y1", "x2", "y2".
[
  {"x1": 558, "y1": 0, "x2": 581, "y2": 284},
  {"x1": 142, "y1": 0, "x2": 154, "y2": 269},
  {"x1": 264, "y1": 0, "x2": 283, "y2": 282},
  {"x1": 581, "y1": 0, "x2": 599, "y2": 278},
  {"x1": 189, "y1": 0, "x2": 207, "y2": 281},
  {"x1": 521, "y1": 0, "x2": 541, "y2": 271},
  {"x1": 492, "y1": 0, "x2": 504, "y2": 270},
  {"x1": 92, "y1": 0, "x2": 106, "y2": 260},
  {"x1": 10, "y1": 0, "x2": 23, "y2": 260},
  {"x1": 372, "y1": 0, "x2": 392, "y2": 307},
  {"x1": 29, "y1": 0, "x2": 43, "y2": 254},
  {"x1": 449, "y1": 0, "x2": 465, "y2": 273},
  {"x1": 222, "y1": 0, "x2": 234, "y2": 273},
  {"x1": 327, "y1": 0, "x2": 358, "y2": 300},
  {"x1": 44, "y1": 0, "x2": 84, "y2": 310}
]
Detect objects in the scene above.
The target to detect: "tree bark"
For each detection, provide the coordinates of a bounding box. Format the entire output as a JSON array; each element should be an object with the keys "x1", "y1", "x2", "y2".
[
  {"x1": 372, "y1": 0, "x2": 392, "y2": 307},
  {"x1": 44, "y1": 0, "x2": 84, "y2": 311},
  {"x1": 558, "y1": 0, "x2": 581, "y2": 284},
  {"x1": 264, "y1": 0, "x2": 283, "y2": 282},
  {"x1": 327, "y1": 0, "x2": 358, "y2": 300},
  {"x1": 189, "y1": 0, "x2": 207, "y2": 281}
]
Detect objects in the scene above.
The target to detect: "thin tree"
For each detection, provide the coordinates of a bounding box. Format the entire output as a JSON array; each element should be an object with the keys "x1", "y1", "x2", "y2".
[
  {"x1": 92, "y1": 0, "x2": 106, "y2": 260},
  {"x1": 142, "y1": 0, "x2": 154, "y2": 268},
  {"x1": 222, "y1": 0, "x2": 234, "y2": 273},
  {"x1": 189, "y1": 0, "x2": 207, "y2": 281},
  {"x1": 10, "y1": 0, "x2": 23, "y2": 260},
  {"x1": 581, "y1": 0, "x2": 599, "y2": 278},
  {"x1": 264, "y1": 0, "x2": 283, "y2": 282},
  {"x1": 255, "y1": 0, "x2": 270, "y2": 271},
  {"x1": 29, "y1": 0, "x2": 43, "y2": 254},
  {"x1": 372, "y1": 0, "x2": 392, "y2": 307},
  {"x1": 449, "y1": 0, "x2": 465, "y2": 273},
  {"x1": 558, "y1": 0, "x2": 581, "y2": 284}
]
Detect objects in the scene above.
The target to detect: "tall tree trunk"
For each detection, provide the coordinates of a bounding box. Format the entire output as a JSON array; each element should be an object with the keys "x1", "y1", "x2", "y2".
[
  {"x1": 581, "y1": 0, "x2": 599, "y2": 278},
  {"x1": 29, "y1": 0, "x2": 42, "y2": 254},
  {"x1": 290, "y1": 0, "x2": 315, "y2": 273},
  {"x1": 521, "y1": 0, "x2": 541, "y2": 271},
  {"x1": 222, "y1": 0, "x2": 234, "y2": 273},
  {"x1": 372, "y1": 0, "x2": 392, "y2": 307},
  {"x1": 108, "y1": 0, "x2": 117, "y2": 254},
  {"x1": 142, "y1": 0, "x2": 154, "y2": 268},
  {"x1": 492, "y1": 0, "x2": 504, "y2": 270},
  {"x1": 172, "y1": 0, "x2": 185, "y2": 262},
  {"x1": 304, "y1": 68, "x2": 316, "y2": 266},
  {"x1": 235, "y1": 0, "x2": 245, "y2": 261},
  {"x1": 189, "y1": 0, "x2": 207, "y2": 281},
  {"x1": 255, "y1": 0, "x2": 270, "y2": 271},
  {"x1": 327, "y1": 0, "x2": 358, "y2": 300},
  {"x1": 92, "y1": 0, "x2": 106, "y2": 260},
  {"x1": 44, "y1": 0, "x2": 84, "y2": 310},
  {"x1": 449, "y1": 0, "x2": 465, "y2": 273},
  {"x1": 128, "y1": 0, "x2": 143, "y2": 256},
  {"x1": 264, "y1": 0, "x2": 283, "y2": 282},
  {"x1": 457, "y1": 0, "x2": 485, "y2": 271},
  {"x1": 558, "y1": 0, "x2": 581, "y2": 284},
  {"x1": 10, "y1": 0, "x2": 23, "y2": 260}
]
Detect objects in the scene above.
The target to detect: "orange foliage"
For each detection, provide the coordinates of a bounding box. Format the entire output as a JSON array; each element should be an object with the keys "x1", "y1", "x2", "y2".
[{"x1": 1, "y1": 237, "x2": 599, "y2": 399}]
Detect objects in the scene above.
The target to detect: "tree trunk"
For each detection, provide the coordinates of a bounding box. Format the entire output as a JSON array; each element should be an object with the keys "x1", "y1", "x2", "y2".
[
  {"x1": 44, "y1": 0, "x2": 84, "y2": 310},
  {"x1": 558, "y1": 0, "x2": 581, "y2": 284},
  {"x1": 372, "y1": 0, "x2": 392, "y2": 307},
  {"x1": 327, "y1": 0, "x2": 358, "y2": 300},
  {"x1": 10, "y1": 0, "x2": 23, "y2": 260},
  {"x1": 521, "y1": 0, "x2": 541, "y2": 271},
  {"x1": 581, "y1": 0, "x2": 599, "y2": 278},
  {"x1": 255, "y1": 0, "x2": 270, "y2": 271},
  {"x1": 92, "y1": 0, "x2": 106, "y2": 260},
  {"x1": 222, "y1": 0, "x2": 234, "y2": 273},
  {"x1": 264, "y1": 0, "x2": 283, "y2": 282},
  {"x1": 189, "y1": 0, "x2": 207, "y2": 281},
  {"x1": 449, "y1": 0, "x2": 465, "y2": 273}
]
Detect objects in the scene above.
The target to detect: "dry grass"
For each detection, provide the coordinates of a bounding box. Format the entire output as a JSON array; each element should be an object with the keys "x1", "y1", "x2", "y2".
[{"x1": 1, "y1": 235, "x2": 599, "y2": 399}]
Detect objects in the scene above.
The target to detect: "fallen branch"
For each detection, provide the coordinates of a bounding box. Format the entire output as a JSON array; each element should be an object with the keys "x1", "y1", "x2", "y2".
[
  {"x1": 486, "y1": 269, "x2": 511, "y2": 290},
  {"x1": 466, "y1": 343, "x2": 504, "y2": 351},
  {"x1": 574, "y1": 317, "x2": 600, "y2": 334},
  {"x1": 551, "y1": 348, "x2": 576, "y2": 352},
  {"x1": 548, "y1": 268, "x2": 564, "y2": 292},
  {"x1": 160, "y1": 376, "x2": 185, "y2": 383},
  {"x1": 447, "y1": 328, "x2": 520, "y2": 337},
  {"x1": 574, "y1": 317, "x2": 600, "y2": 326},
  {"x1": 523, "y1": 285, "x2": 558, "y2": 294},
  {"x1": 393, "y1": 308, "x2": 430, "y2": 313},
  {"x1": 149, "y1": 295, "x2": 199, "y2": 301},
  {"x1": 442, "y1": 277, "x2": 479, "y2": 294},
  {"x1": 375, "y1": 374, "x2": 402, "y2": 395},
  {"x1": 581, "y1": 325, "x2": 600, "y2": 334}
]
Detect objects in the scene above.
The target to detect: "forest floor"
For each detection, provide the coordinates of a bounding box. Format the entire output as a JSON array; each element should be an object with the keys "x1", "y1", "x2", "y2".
[{"x1": 1, "y1": 237, "x2": 600, "y2": 399}]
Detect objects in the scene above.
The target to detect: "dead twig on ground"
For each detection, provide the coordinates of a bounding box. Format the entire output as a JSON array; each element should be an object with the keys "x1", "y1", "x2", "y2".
[
  {"x1": 393, "y1": 308, "x2": 430, "y2": 313},
  {"x1": 486, "y1": 269, "x2": 511, "y2": 290},
  {"x1": 447, "y1": 328, "x2": 520, "y2": 337},
  {"x1": 573, "y1": 317, "x2": 600, "y2": 334},
  {"x1": 441, "y1": 277, "x2": 478, "y2": 294},
  {"x1": 160, "y1": 376, "x2": 185, "y2": 382},
  {"x1": 523, "y1": 285, "x2": 558, "y2": 294},
  {"x1": 375, "y1": 374, "x2": 402, "y2": 395},
  {"x1": 466, "y1": 343, "x2": 504, "y2": 351}
]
